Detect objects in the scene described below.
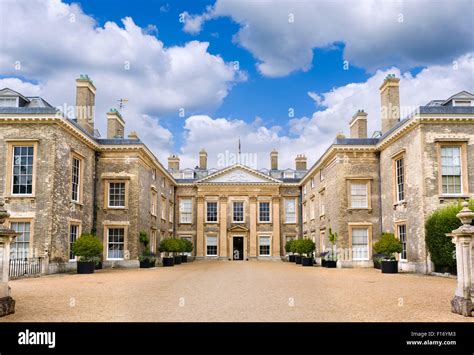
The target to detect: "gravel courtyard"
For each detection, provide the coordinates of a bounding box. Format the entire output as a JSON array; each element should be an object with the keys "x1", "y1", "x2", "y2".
[{"x1": 2, "y1": 260, "x2": 471, "y2": 322}]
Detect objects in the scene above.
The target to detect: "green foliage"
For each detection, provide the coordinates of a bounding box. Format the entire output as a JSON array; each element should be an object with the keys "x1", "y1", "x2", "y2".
[
  {"x1": 159, "y1": 238, "x2": 183, "y2": 255},
  {"x1": 285, "y1": 239, "x2": 294, "y2": 254},
  {"x1": 138, "y1": 254, "x2": 156, "y2": 263},
  {"x1": 425, "y1": 200, "x2": 474, "y2": 267},
  {"x1": 373, "y1": 233, "x2": 402, "y2": 260},
  {"x1": 72, "y1": 233, "x2": 103, "y2": 262},
  {"x1": 139, "y1": 231, "x2": 150, "y2": 247},
  {"x1": 182, "y1": 238, "x2": 194, "y2": 253},
  {"x1": 328, "y1": 228, "x2": 338, "y2": 246},
  {"x1": 293, "y1": 239, "x2": 315, "y2": 257}
]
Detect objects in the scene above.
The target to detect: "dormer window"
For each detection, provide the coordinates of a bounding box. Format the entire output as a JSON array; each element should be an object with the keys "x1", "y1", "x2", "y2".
[
  {"x1": 453, "y1": 100, "x2": 472, "y2": 107},
  {"x1": 183, "y1": 171, "x2": 194, "y2": 179},
  {"x1": 283, "y1": 170, "x2": 295, "y2": 179},
  {"x1": 0, "y1": 97, "x2": 18, "y2": 107}
]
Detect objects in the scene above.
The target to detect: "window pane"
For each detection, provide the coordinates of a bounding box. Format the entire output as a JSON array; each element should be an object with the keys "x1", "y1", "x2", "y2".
[
  {"x1": 352, "y1": 228, "x2": 368, "y2": 260},
  {"x1": 108, "y1": 228, "x2": 124, "y2": 259},
  {"x1": 10, "y1": 222, "x2": 30, "y2": 259},
  {"x1": 71, "y1": 157, "x2": 81, "y2": 202},
  {"x1": 285, "y1": 199, "x2": 296, "y2": 223},
  {"x1": 441, "y1": 147, "x2": 462, "y2": 194},
  {"x1": 259, "y1": 236, "x2": 271, "y2": 256},
  {"x1": 70, "y1": 225, "x2": 79, "y2": 260},
  {"x1": 206, "y1": 236, "x2": 218, "y2": 256},
  {"x1": 259, "y1": 202, "x2": 270, "y2": 222},
  {"x1": 180, "y1": 198, "x2": 192, "y2": 223},
  {"x1": 109, "y1": 182, "x2": 125, "y2": 207},
  {"x1": 351, "y1": 183, "x2": 368, "y2": 208},
  {"x1": 12, "y1": 145, "x2": 34, "y2": 195},
  {"x1": 233, "y1": 202, "x2": 244, "y2": 222},
  {"x1": 398, "y1": 225, "x2": 407, "y2": 260},
  {"x1": 206, "y1": 202, "x2": 218, "y2": 222}
]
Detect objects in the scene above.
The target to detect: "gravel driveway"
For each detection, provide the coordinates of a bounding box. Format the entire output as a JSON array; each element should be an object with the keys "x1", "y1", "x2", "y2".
[{"x1": 2, "y1": 260, "x2": 471, "y2": 322}]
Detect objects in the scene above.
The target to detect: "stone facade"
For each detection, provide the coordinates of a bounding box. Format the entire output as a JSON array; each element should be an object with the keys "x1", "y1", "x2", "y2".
[{"x1": 0, "y1": 76, "x2": 473, "y2": 273}]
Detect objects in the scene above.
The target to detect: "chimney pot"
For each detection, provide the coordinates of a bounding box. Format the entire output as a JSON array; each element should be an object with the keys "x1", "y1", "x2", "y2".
[
  {"x1": 380, "y1": 74, "x2": 400, "y2": 133},
  {"x1": 168, "y1": 154, "x2": 180, "y2": 171}
]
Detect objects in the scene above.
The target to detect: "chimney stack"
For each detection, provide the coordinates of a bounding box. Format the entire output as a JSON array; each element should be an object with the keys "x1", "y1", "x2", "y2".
[
  {"x1": 168, "y1": 154, "x2": 180, "y2": 171},
  {"x1": 199, "y1": 149, "x2": 207, "y2": 170},
  {"x1": 75, "y1": 74, "x2": 96, "y2": 135},
  {"x1": 380, "y1": 74, "x2": 400, "y2": 134},
  {"x1": 295, "y1": 154, "x2": 307, "y2": 171},
  {"x1": 350, "y1": 110, "x2": 368, "y2": 138},
  {"x1": 107, "y1": 109, "x2": 125, "y2": 139},
  {"x1": 127, "y1": 131, "x2": 139, "y2": 140},
  {"x1": 270, "y1": 149, "x2": 278, "y2": 170}
]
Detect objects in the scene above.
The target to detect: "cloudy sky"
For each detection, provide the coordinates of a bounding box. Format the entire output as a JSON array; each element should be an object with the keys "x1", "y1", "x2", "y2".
[{"x1": 0, "y1": 0, "x2": 473, "y2": 170}]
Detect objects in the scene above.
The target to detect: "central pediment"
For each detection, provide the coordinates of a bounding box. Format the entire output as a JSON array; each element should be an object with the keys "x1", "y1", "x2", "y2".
[{"x1": 197, "y1": 164, "x2": 281, "y2": 184}]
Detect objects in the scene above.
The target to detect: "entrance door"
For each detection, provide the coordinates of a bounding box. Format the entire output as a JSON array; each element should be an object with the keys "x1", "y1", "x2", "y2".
[{"x1": 233, "y1": 237, "x2": 244, "y2": 260}]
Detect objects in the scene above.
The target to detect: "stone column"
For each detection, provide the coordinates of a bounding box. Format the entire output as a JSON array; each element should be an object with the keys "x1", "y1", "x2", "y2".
[
  {"x1": 219, "y1": 197, "x2": 227, "y2": 258},
  {"x1": 0, "y1": 199, "x2": 20, "y2": 317},
  {"x1": 447, "y1": 202, "x2": 474, "y2": 317},
  {"x1": 196, "y1": 197, "x2": 204, "y2": 258},
  {"x1": 272, "y1": 197, "x2": 281, "y2": 258},
  {"x1": 249, "y1": 196, "x2": 257, "y2": 258}
]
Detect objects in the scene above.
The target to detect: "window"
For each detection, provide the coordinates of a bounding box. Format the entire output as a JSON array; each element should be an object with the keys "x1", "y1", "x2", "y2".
[
  {"x1": 258, "y1": 202, "x2": 270, "y2": 222},
  {"x1": 181, "y1": 236, "x2": 193, "y2": 256},
  {"x1": 180, "y1": 198, "x2": 192, "y2": 223},
  {"x1": 69, "y1": 224, "x2": 79, "y2": 261},
  {"x1": 284, "y1": 170, "x2": 295, "y2": 179},
  {"x1": 161, "y1": 197, "x2": 166, "y2": 220},
  {"x1": 320, "y1": 169, "x2": 325, "y2": 181},
  {"x1": 107, "y1": 228, "x2": 124, "y2": 260},
  {"x1": 319, "y1": 230, "x2": 326, "y2": 253},
  {"x1": 395, "y1": 157, "x2": 405, "y2": 202},
  {"x1": 151, "y1": 191, "x2": 157, "y2": 216},
  {"x1": 302, "y1": 203, "x2": 307, "y2": 223},
  {"x1": 319, "y1": 192, "x2": 325, "y2": 216},
  {"x1": 351, "y1": 182, "x2": 368, "y2": 208},
  {"x1": 310, "y1": 177, "x2": 314, "y2": 189},
  {"x1": 10, "y1": 221, "x2": 30, "y2": 259},
  {"x1": 161, "y1": 177, "x2": 165, "y2": 189},
  {"x1": 398, "y1": 224, "x2": 407, "y2": 261},
  {"x1": 152, "y1": 168, "x2": 156, "y2": 181},
  {"x1": 310, "y1": 199, "x2": 315, "y2": 220},
  {"x1": 233, "y1": 201, "x2": 244, "y2": 222},
  {"x1": 453, "y1": 100, "x2": 472, "y2": 107},
  {"x1": 206, "y1": 236, "x2": 218, "y2": 256},
  {"x1": 206, "y1": 201, "x2": 218, "y2": 222},
  {"x1": 0, "y1": 97, "x2": 17, "y2": 107},
  {"x1": 352, "y1": 228, "x2": 369, "y2": 261},
  {"x1": 12, "y1": 146, "x2": 34, "y2": 195},
  {"x1": 259, "y1": 236, "x2": 271, "y2": 256},
  {"x1": 183, "y1": 171, "x2": 194, "y2": 179},
  {"x1": 441, "y1": 146, "x2": 462, "y2": 194},
  {"x1": 150, "y1": 229, "x2": 157, "y2": 253},
  {"x1": 108, "y1": 182, "x2": 125, "y2": 207},
  {"x1": 169, "y1": 203, "x2": 173, "y2": 223},
  {"x1": 71, "y1": 157, "x2": 81, "y2": 202},
  {"x1": 285, "y1": 199, "x2": 296, "y2": 223},
  {"x1": 303, "y1": 184, "x2": 307, "y2": 195}
]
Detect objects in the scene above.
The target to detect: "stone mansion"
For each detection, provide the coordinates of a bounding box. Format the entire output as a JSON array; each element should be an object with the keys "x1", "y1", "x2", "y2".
[{"x1": 0, "y1": 75, "x2": 473, "y2": 273}]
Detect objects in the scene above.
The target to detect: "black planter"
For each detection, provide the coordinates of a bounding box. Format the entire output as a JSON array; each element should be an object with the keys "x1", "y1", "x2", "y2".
[
  {"x1": 174, "y1": 255, "x2": 182, "y2": 265},
  {"x1": 434, "y1": 264, "x2": 457, "y2": 275},
  {"x1": 321, "y1": 259, "x2": 327, "y2": 267},
  {"x1": 381, "y1": 260, "x2": 398, "y2": 274},
  {"x1": 295, "y1": 256, "x2": 302, "y2": 264},
  {"x1": 163, "y1": 257, "x2": 174, "y2": 267},
  {"x1": 77, "y1": 261, "x2": 95, "y2": 274},
  {"x1": 181, "y1": 255, "x2": 188, "y2": 263},
  {"x1": 373, "y1": 260, "x2": 382, "y2": 270},
  {"x1": 95, "y1": 262, "x2": 102, "y2": 270},
  {"x1": 139, "y1": 259, "x2": 154, "y2": 268},
  {"x1": 302, "y1": 257, "x2": 313, "y2": 267},
  {"x1": 288, "y1": 255, "x2": 296, "y2": 262},
  {"x1": 326, "y1": 260, "x2": 337, "y2": 268}
]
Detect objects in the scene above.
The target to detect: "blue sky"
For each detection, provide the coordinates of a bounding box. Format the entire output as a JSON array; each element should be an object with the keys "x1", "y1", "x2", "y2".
[{"x1": 1, "y1": 0, "x2": 472, "y2": 168}]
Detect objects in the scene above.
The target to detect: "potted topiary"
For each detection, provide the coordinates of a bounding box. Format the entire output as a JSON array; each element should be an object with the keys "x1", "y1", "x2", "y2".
[
  {"x1": 170, "y1": 238, "x2": 182, "y2": 265},
  {"x1": 325, "y1": 228, "x2": 338, "y2": 268},
  {"x1": 373, "y1": 233, "x2": 403, "y2": 274},
  {"x1": 301, "y1": 239, "x2": 315, "y2": 267},
  {"x1": 285, "y1": 239, "x2": 296, "y2": 262},
  {"x1": 159, "y1": 239, "x2": 174, "y2": 267},
  {"x1": 293, "y1": 239, "x2": 303, "y2": 264},
  {"x1": 72, "y1": 233, "x2": 103, "y2": 274},
  {"x1": 319, "y1": 251, "x2": 329, "y2": 267},
  {"x1": 138, "y1": 231, "x2": 156, "y2": 268},
  {"x1": 372, "y1": 253, "x2": 384, "y2": 270},
  {"x1": 181, "y1": 238, "x2": 194, "y2": 262}
]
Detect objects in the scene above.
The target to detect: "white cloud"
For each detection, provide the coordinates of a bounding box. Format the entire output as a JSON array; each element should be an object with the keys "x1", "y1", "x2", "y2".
[
  {"x1": 0, "y1": 0, "x2": 244, "y2": 157},
  {"x1": 184, "y1": 0, "x2": 473, "y2": 77},
  {"x1": 179, "y1": 53, "x2": 474, "y2": 170}
]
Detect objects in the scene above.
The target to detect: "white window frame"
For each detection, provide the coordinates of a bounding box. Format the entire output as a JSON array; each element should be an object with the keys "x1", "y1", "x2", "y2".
[
  {"x1": 69, "y1": 224, "x2": 80, "y2": 261},
  {"x1": 310, "y1": 199, "x2": 315, "y2": 220},
  {"x1": 319, "y1": 192, "x2": 325, "y2": 217},
  {"x1": 441, "y1": 146, "x2": 463, "y2": 195},
  {"x1": 284, "y1": 198, "x2": 296, "y2": 224},
  {"x1": 395, "y1": 157, "x2": 405, "y2": 202},
  {"x1": 350, "y1": 182, "x2": 368, "y2": 209},
  {"x1": 11, "y1": 145, "x2": 34, "y2": 196},
  {"x1": 398, "y1": 224, "x2": 407, "y2": 261},
  {"x1": 206, "y1": 201, "x2": 218, "y2": 223},
  {"x1": 10, "y1": 221, "x2": 31, "y2": 259},
  {"x1": 258, "y1": 201, "x2": 271, "y2": 223},
  {"x1": 108, "y1": 182, "x2": 126, "y2": 208},
  {"x1": 283, "y1": 171, "x2": 295, "y2": 179},
  {"x1": 259, "y1": 236, "x2": 271, "y2": 256},
  {"x1": 161, "y1": 197, "x2": 166, "y2": 220},
  {"x1": 179, "y1": 198, "x2": 192, "y2": 224},
  {"x1": 233, "y1": 201, "x2": 245, "y2": 223},
  {"x1": 0, "y1": 97, "x2": 19, "y2": 107},
  {"x1": 206, "y1": 235, "x2": 218, "y2": 256},
  {"x1": 107, "y1": 227, "x2": 125, "y2": 261},
  {"x1": 351, "y1": 227, "x2": 369, "y2": 261},
  {"x1": 71, "y1": 156, "x2": 81, "y2": 203}
]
